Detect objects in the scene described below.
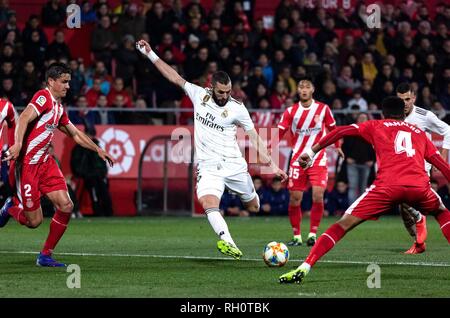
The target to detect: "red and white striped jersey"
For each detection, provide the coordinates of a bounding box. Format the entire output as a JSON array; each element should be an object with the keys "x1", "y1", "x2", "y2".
[
  {"x1": 23, "y1": 88, "x2": 71, "y2": 164},
  {"x1": 277, "y1": 99, "x2": 337, "y2": 167},
  {"x1": 0, "y1": 98, "x2": 17, "y2": 149}
]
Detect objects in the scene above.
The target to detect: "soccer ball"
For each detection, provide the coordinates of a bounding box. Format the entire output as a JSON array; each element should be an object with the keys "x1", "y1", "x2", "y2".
[{"x1": 263, "y1": 241, "x2": 289, "y2": 267}]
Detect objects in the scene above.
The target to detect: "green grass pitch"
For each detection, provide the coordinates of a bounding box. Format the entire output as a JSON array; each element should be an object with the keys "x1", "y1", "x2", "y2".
[{"x1": 0, "y1": 216, "x2": 449, "y2": 298}]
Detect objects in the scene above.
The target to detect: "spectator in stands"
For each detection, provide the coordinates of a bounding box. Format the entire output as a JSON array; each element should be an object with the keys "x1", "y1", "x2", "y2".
[
  {"x1": 46, "y1": 29, "x2": 71, "y2": 61},
  {"x1": 439, "y1": 82, "x2": 450, "y2": 110},
  {"x1": 220, "y1": 189, "x2": 248, "y2": 217},
  {"x1": 146, "y1": 1, "x2": 172, "y2": 45},
  {"x1": 157, "y1": 32, "x2": 186, "y2": 64},
  {"x1": 184, "y1": 46, "x2": 209, "y2": 82},
  {"x1": 318, "y1": 80, "x2": 337, "y2": 106},
  {"x1": 0, "y1": 9, "x2": 19, "y2": 41},
  {"x1": 96, "y1": 94, "x2": 115, "y2": 125},
  {"x1": 342, "y1": 112, "x2": 376, "y2": 203},
  {"x1": 107, "y1": 77, "x2": 132, "y2": 108},
  {"x1": 85, "y1": 78, "x2": 102, "y2": 107},
  {"x1": 252, "y1": 175, "x2": 265, "y2": 214},
  {"x1": 314, "y1": 17, "x2": 338, "y2": 56},
  {"x1": 111, "y1": 94, "x2": 128, "y2": 124},
  {"x1": 359, "y1": 51, "x2": 378, "y2": 84},
  {"x1": 373, "y1": 63, "x2": 397, "y2": 97},
  {"x1": 1, "y1": 77, "x2": 21, "y2": 105},
  {"x1": 71, "y1": 125, "x2": 113, "y2": 217},
  {"x1": 278, "y1": 66, "x2": 297, "y2": 98},
  {"x1": 114, "y1": 34, "x2": 139, "y2": 87},
  {"x1": 231, "y1": 81, "x2": 248, "y2": 106},
  {"x1": 41, "y1": 0, "x2": 66, "y2": 26},
  {"x1": 257, "y1": 53, "x2": 274, "y2": 89},
  {"x1": 336, "y1": 64, "x2": 361, "y2": 102},
  {"x1": 22, "y1": 15, "x2": 47, "y2": 46},
  {"x1": 116, "y1": 3, "x2": 145, "y2": 42},
  {"x1": 261, "y1": 176, "x2": 289, "y2": 216},
  {"x1": 130, "y1": 97, "x2": 152, "y2": 125},
  {"x1": 18, "y1": 61, "x2": 40, "y2": 104},
  {"x1": 331, "y1": 98, "x2": 347, "y2": 126},
  {"x1": 326, "y1": 181, "x2": 350, "y2": 216},
  {"x1": 95, "y1": 2, "x2": 110, "y2": 20},
  {"x1": 69, "y1": 95, "x2": 99, "y2": 127},
  {"x1": 0, "y1": 60, "x2": 15, "y2": 82},
  {"x1": 270, "y1": 80, "x2": 288, "y2": 110},
  {"x1": 85, "y1": 60, "x2": 112, "y2": 95},
  {"x1": 81, "y1": 0, "x2": 97, "y2": 25},
  {"x1": 24, "y1": 30, "x2": 47, "y2": 69},
  {"x1": 347, "y1": 89, "x2": 368, "y2": 112},
  {"x1": 67, "y1": 58, "x2": 85, "y2": 103},
  {"x1": 91, "y1": 15, "x2": 117, "y2": 69},
  {"x1": 0, "y1": 1, "x2": 10, "y2": 25}
]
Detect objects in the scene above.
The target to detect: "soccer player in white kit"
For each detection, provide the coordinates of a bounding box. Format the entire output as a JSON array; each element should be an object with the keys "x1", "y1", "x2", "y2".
[
  {"x1": 397, "y1": 82, "x2": 450, "y2": 254},
  {"x1": 136, "y1": 40, "x2": 288, "y2": 259}
]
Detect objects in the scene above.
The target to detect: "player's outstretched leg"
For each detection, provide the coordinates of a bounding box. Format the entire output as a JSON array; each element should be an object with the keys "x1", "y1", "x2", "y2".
[
  {"x1": 308, "y1": 187, "x2": 326, "y2": 246},
  {"x1": 402, "y1": 204, "x2": 427, "y2": 254},
  {"x1": 205, "y1": 207, "x2": 242, "y2": 259},
  {"x1": 279, "y1": 216, "x2": 360, "y2": 284},
  {"x1": 0, "y1": 197, "x2": 12, "y2": 227},
  {"x1": 37, "y1": 210, "x2": 72, "y2": 267},
  {"x1": 435, "y1": 209, "x2": 450, "y2": 244},
  {"x1": 287, "y1": 191, "x2": 303, "y2": 246}
]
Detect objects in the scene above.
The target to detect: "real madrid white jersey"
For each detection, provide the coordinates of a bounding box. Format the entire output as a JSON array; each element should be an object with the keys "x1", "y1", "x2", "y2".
[
  {"x1": 183, "y1": 82, "x2": 254, "y2": 163},
  {"x1": 405, "y1": 105, "x2": 450, "y2": 172}
]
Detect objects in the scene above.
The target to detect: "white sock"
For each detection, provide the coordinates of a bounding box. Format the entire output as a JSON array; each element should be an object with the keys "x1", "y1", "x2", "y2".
[
  {"x1": 298, "y1": 262, "x2": 311, "y2": 274},
  {"x1": 408, "y1": 207, "x2": 422, "y2": 222},
  {"x1": 206, "y1": 208, "x2": 236, "y2": 246}
]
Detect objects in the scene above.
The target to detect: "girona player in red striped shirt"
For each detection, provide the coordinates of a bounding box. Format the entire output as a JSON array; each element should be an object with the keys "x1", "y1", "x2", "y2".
[
  {"x1": 0, "y1": 98, "x2": 18, "y2": 154},
  {"x1": 0, "y1": 63, "x2": 115, "y2": 267},
  {"x1": 276, "y1": 76, "x2": 344, "y2": 247},
  {"x1": 280, "y1": 97, "x2": 450, "y2": 284}
]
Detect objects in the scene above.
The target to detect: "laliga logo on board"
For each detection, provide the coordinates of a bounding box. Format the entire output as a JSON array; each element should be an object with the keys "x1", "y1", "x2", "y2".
[{"x1": 99, "y1": 128, "x2": 135, "y2": 176}]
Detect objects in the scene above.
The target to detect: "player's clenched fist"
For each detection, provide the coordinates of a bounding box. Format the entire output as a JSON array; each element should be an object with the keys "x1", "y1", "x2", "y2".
[
  {"x1": 97, "y1": 149, "x2": 115, "y2": 167},
  {"x1": 136, "y1": 39, "x2": 152, "y2": 55},
  {"x1": 298, "y1": 152, "x2": 313, "y2": 169}
]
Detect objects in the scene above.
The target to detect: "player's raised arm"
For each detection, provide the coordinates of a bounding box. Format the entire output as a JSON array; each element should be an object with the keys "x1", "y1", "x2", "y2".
[
  {"x1": 424, "y1": 137, "x2": 450, "y2": 182},
  {"x1": 299, "y1": 124, "x2": 362, "y2": 168},
  {"x1": 426, "y1": 111, "x2": 450, "y2": 161},
  {"x1": 136, "y1": 39, "x2": 186, "y2": 88},
  {"x1": 3, "y1": 104, "x2": 38, "y2": 161},
  {"x1": 246, "y1": 128, "x2": 288, "y2": 183},
  {"x1": 58, "y1": 123, "x2": 115, "y2": 167}
]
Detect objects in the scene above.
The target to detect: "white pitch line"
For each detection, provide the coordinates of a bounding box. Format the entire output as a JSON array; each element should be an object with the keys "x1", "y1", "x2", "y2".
[{"x1": 0, "y1": 250, "x2": 449, "y2": 267}]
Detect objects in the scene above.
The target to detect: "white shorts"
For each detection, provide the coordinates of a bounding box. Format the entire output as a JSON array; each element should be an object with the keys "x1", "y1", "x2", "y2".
[{"x1": 196, "y1": 157, "x2": 257, "y2": 202}]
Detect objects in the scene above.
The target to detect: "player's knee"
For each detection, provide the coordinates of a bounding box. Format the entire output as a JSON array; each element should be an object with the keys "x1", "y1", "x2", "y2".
[
  {"x1": 289, "y1": 193, "x2": 302, "y2": 206},
  {"x1": 27, "y1": 218, "x2": 42, "y2": 229},
  {"x1": 57, "y1": 200, "x2": 74, "y2": 213},
  {"x1": 246, "y1": 195, "x2": 260, "y2": 213},
  {"x1": 312, "y1": 190, "x2": 325, "y2": 202}
]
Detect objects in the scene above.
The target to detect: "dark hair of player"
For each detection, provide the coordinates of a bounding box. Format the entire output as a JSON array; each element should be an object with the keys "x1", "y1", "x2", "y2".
[
  {"x1": 297, "y1": 75, "x2": 314, "y2": 86},
  {"x1": 382, "y1": 96, "x2": 406, "y2": 120},
  {"x1": 211, "y1": 71, "x2": 231, "y2": 86},
  {"x1": 396, "y1": 82, "x2": 414, "y2": 95},
  {"x1": 45, "y1": 62, "x2": 71, "y2": 82}
]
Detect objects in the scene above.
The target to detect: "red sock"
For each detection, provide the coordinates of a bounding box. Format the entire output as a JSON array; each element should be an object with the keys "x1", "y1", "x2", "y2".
[
  {"x1": 305, "y1": 223, "x2": 346, "y2": 266},
  {"x1": 310, "y1": 202, "x2": 324, "y2": 234},
  {"x1": 42, "y1": 210, "x2": 71, "y2": 256},
  {"x1": 435, "y1": 209, "x2": 450, "y2": 244},
  {"x1": 8, "y1": 206, "x2": 28, "y2": 226},
  {"x1": 288, "y1": 205, "x2": 302, "y2": 236}
]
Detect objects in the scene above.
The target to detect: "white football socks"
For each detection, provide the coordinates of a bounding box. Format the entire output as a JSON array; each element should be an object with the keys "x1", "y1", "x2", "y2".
[{"x1": 205, "y1": 208, "x2": 236, "y2": 246}]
